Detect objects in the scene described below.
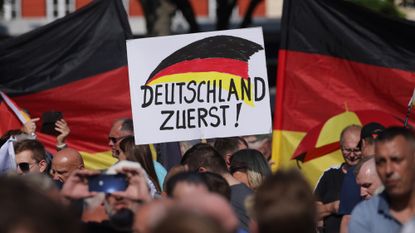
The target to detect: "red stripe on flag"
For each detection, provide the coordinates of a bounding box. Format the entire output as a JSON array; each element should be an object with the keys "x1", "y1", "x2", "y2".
[
  {"x1": 274, "y1": 50, "x2": 288, "y2": 133},
  {"x1": 0, "y1": 101, "x2": 23, "y2": 135},
  {"x1": 148, "y1": 58, "x2": 249, "y2": 83},
  {"x1": 12, "y1": 66, "x2": 131, "y2": 153},
  {"x1": 275, "y1": 50, "x2": 415, "y2": 132}
]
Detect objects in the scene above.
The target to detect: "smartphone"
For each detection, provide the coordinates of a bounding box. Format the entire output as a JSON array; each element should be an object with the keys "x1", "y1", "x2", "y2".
[
  {"x1": 88, "y1": 174, "x2": 128, "y2": 193},
  {"x1": 41, "y1": 111, "x2": 63, "y2": 136}
]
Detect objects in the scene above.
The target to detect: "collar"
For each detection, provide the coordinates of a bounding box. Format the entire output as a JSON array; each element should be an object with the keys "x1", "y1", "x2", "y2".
[{"x1": 377, "y1": 192, "x2": 402, "y2": 225}]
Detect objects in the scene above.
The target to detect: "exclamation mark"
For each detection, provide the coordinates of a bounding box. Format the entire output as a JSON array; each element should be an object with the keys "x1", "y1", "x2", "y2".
[{"x1": 235, "y1": 103, "x2": 242, "y2": 127}]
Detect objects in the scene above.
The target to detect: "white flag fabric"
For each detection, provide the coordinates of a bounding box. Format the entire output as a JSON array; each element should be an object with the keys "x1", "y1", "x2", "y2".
[{"x1": 0, "y1": 138, "x2": 16, "y2": 174}]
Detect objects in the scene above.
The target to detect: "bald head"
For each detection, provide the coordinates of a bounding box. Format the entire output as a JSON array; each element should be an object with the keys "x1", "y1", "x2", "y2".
[
  {"x1": 356, "y1": 158, "x2": 383, "y2": 200},
  {"x1": 51, "y1": 148, "x2": 84, "y2": 183}
]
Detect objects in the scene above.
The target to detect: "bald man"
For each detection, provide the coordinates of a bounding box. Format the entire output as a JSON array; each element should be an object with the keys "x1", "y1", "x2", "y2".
[
  {"x1": 51, "y1": 148, "x2": 84, "y2": 183},
  {"x1": 355, "y1": 156, "x2": 383, "y2": 200}
]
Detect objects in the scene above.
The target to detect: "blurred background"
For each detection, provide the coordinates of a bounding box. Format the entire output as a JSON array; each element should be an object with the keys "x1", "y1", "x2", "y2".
[{"x1": 1, "y1": 0, "x2": 415, "y2": 104}]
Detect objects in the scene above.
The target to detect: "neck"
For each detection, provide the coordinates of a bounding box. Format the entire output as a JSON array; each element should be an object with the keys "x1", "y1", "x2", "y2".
[
  {"x1": 222, "y1": 173, "x2": 241, "y2": 186},
  {"x1": 389, "y1": 191, "x2": 415, "y2": 224},
  {"x1": 390, "y1": 192, "x2": 412, "y2": 211},
  {"x1": 341, "y1": 163, "x2": 351, "y2": 173}
]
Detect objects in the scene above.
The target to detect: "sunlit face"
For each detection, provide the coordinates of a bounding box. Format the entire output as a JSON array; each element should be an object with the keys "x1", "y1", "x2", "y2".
[
  {"x1": 356, "y1": 161, "x2": 382, "y2": 200},
  {"x1": 15, "y1": 150, "x2": 44, "y2": 175},
  {"x1": 375, "y1": 136, "x2": 414, "y2": 199},
  {"x1": 51, "y1": 157, "x2": 78, "y2": 183},
  {"x1": 108, "y1": 121, "x2": 131, "y2": 158},
  {"x1": 341, "y1": 129, "x2": 362, "y2": 166}
]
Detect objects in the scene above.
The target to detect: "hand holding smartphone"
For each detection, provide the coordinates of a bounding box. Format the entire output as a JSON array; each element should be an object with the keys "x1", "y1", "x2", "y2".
[
  {"x1": 41, "y1": 111, "x2": 63, "y2": 136},
  {"x1": 87, "y1": 174, "x2": 128, "y2": 193}
]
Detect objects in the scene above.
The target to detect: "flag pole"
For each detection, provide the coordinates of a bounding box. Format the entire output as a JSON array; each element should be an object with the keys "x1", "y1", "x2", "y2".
[{"x1": 404, "y1": 88, "x2": 415, "y2": 128}]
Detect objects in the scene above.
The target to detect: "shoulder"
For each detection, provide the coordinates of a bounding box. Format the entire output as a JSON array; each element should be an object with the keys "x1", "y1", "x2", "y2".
[
  {"x1": 349, "y1": 196, "x2": 382, "y2": 233},
  {"x1": 323, "y1": 164, "x2": 343, "y2": 176},
  {"x1": 350, "y1": 195, "x2": 380, "y2": 222},
  {"x1": 231, "y1": 183, "x2": 253, "y2": 195},
  {"x1": 315, "y1": 164, "x2": 342, "y2": 184}
]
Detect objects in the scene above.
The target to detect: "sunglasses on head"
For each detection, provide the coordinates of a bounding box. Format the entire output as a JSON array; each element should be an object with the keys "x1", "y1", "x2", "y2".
[{"x1": 108, "y1": 136, "x2": 128, "y2": 144}]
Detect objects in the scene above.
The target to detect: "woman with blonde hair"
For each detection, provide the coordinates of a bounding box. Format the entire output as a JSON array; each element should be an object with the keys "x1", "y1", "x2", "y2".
[{"x1": 229, "y1": 149, "x2": 271, "y2": 190}]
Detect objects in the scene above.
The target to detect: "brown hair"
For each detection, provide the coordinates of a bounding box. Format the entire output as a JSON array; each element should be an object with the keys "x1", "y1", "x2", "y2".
[
  {"x1": 152, "y1": 208, "x2": 227, "y2": 233},
  {"x1": 119, "y1": 136, "x2": 161, "y2": 192},
  {"x1": 253, "y1": 169, "x2": 316, "y2": 233},
  {"x1": 181, "y1": 143, "x2": 228, "y2": 174},
  {"x1": 14, "y1": 139, "x2": 47, "y2": 163}
]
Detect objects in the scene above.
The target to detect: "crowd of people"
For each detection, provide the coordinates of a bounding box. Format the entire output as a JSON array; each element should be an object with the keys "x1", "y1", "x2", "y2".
[
  {"x1": 1, "y1": 117, "x2": 415, "y2": 233},
  {"x1": 138, "y1": 0, "x2": 264, "y2": 36}
]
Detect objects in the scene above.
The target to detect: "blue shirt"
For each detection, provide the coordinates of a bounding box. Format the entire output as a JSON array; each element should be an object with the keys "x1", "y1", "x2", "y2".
[
  {"x1": 349, "y1": 192, "x2": 402, "y2": 233},
  {"x1": 154, "y1": 161, "x2": 167, "y2": 190},
  {"x1": 338, "y1": 166, "x2": 362, "y2": 215}
]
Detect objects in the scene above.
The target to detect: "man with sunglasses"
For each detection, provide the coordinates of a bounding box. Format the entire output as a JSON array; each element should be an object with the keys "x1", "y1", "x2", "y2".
[
  {"x1": 14, "y1": 139, "x2": 48, "y2": 175},
  {"x1": 108, "y1": 118, "x2": 134, "y2": 158},
  {"x1": 314, "y1": 125, "x2": 362, "y2": 233}
]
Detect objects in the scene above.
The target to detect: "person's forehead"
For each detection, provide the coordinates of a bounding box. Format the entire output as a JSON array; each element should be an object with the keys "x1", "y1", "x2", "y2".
[
  {"x1": 15, "y1": 150, "x2": 35, "y2": 161},
  {"x1": 375, "y1": 136, "x2": 409, "y2": 156},
  {"x1": 342, "y1": 128, "x2": 360, "y2": 142},
  {"x1": 109, "y1": 122, "x2": 132, "y2": 138},
  {"x1": 52, "y1": 158, "x2": 70, "y2": 169},
  {"x1": 109, "y1": 121, "x2": 123, "y2": 135}
]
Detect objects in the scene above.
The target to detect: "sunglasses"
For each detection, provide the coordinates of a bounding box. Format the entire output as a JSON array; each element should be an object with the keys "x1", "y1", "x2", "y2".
[
  {"x1": 108, "y1": 136, "x2": 128, "y2": 144},
  {"x1": 17, "y1": 162, "x2": 34, "y2": 172}
]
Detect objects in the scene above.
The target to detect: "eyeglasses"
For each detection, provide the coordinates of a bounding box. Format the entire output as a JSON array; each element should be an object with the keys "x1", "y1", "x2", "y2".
[
  {"x1": 341, "y1": 147, "x2": 361, "y2": 155},
  {"x1": 17, "y1": 162, "x2": 35, "y2": 173},
  {"x1": 108, "y1": 136, "x2": 128, "y2": 144}
]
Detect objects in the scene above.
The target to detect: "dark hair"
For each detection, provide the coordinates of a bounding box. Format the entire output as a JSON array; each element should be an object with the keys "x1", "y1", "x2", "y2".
[
  {"x1": 376, "y1": 126, "x2": 415, "y2": 146},
  {"x1": 152, "y1": 209, "x2": 227, "y2": 233},
  {"x1": 120, "y1": 118, "x2": 134, "y2": 132},
  {"x1": 213, "y1": 137, "x2": 248, "y2": 158},
  {"x1": 230, "y1": 149, "x2": 271, "y2": 189},
  {"x1": 119, "y1": 136, "x2": 161, "y2": 192},
  {"x1": 14, "y1": 139, "x2": 47, "y2": 163},
  {"x1": 165, "y1": 171, "x2": 207, "y2": 197},
  {"x1": 181, "y1": 143, "x2": 228, "y2": 174},
  {"x1": 200, "y1": 172, "x2": 231, "y2": 200},
  {"x1": 0, "y1": 176, "x2": 81, "y2": 233},
  {"x1": 253, "y1": 169, "x2": 316, "y2": 233}
]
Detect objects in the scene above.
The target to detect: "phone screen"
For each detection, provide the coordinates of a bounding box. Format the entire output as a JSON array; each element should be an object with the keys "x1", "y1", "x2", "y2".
[{"x1": 88, "y1": 174, "x2": 128, "y2": 193}]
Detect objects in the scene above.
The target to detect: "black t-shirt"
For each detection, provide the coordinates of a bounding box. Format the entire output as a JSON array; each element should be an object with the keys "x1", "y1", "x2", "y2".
[{"x1": 314, "y1": 166, "x2": 345, "y2": 233}]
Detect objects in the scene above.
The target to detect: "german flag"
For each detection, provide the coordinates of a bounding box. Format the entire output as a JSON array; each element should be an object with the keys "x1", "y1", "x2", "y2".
[
  {"x1": 0, "y1": 91, "x2": 30, "y2": 134},
  {"x1": 273, "y1": 0, "x2": 415, "y2": 185},
  {"x1": 144, "y1": 35, "x2": 263, "y2": 106},
  {"x1": 0, "y1": 0, "x2": 132, "y2": 169}
]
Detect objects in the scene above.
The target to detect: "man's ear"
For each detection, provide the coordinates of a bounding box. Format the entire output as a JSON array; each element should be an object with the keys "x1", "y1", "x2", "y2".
[
  {"x1": 38, "y1": 159, "x2": 47, "y2": 173},
  {"x1": 225, "y1": 154, "x2": 232, "y2": 167},
  {"x1": 249, "y1": 219, "x2": 259, "y2": 233}
]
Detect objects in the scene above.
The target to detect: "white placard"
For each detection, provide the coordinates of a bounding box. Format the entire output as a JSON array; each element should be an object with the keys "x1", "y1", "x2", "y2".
[{"x1": 127, "y1": 28, "x2": 272, "y2": 144}]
